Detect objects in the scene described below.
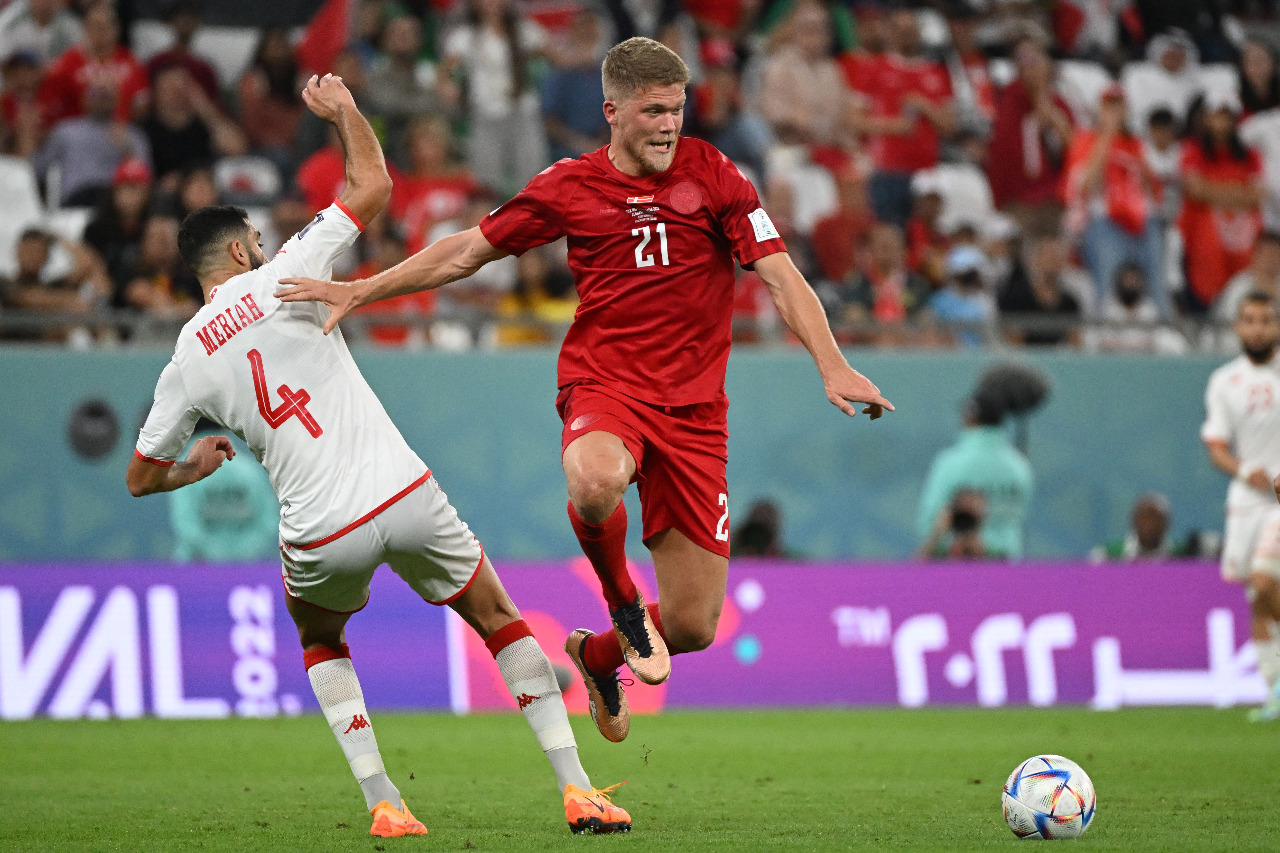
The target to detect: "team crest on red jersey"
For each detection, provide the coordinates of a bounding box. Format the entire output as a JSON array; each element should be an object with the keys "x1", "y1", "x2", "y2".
[{"x1": 669, "y1": 181, "x2": 702, "y2": 214}]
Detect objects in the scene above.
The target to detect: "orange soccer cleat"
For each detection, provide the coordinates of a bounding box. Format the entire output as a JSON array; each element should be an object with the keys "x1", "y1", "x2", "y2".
[
  {"x1": 369, "y1": 799, "x2": 428, "y2": 837},
  {"x1": 565, "y1": 629, "x2": 631, "y2": 742},
  {"x1": 563, "y1": 783, "x2": 632, "y2": 835}
]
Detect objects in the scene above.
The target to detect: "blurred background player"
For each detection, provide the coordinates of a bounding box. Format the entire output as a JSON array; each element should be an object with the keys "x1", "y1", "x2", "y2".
[
  {"x1": 1201, "y1": 292, "x2": 1280, "y2": 721},
  {"x1": 277, "y1": 36, "x2": 893, "y2": 744},
  {"x1": 125, "y1": 72, "x2": 628, "y2": 835}
]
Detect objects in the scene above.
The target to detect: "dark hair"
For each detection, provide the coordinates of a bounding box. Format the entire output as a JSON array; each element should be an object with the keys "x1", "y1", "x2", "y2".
[
  {"x1": 1146, "y1": 106, "x2": 1177, "y2": 131},
  {"x1": 250, "y1": 27, "x2": 299, "y2": 103},
  {"x1": 1242, "y1": 290, "x2": 1278, "y2": 312},
  {"x1": 178, "y1": 205, "x2": 251, "y2": 275},
  {"x1": 1193, "y1": 93, "x2": 1250, "y2": 161},
  {"x1": 1239, "y1": 37, "x2": 1280, "y2": 114},
  {"x1": 1258, "y1": 231, "x2": 1280, "y2": 248}
]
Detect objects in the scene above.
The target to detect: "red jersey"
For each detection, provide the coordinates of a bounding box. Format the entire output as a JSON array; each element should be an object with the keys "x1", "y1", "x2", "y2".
[
  {"x1": 295, "y1": 146, "x2": 347, "y2": 215},
  {"x1": 480, "y1": 138, "x2": 787, "y2": 406},
  {"x1": 37, "y1": 45, "x2": 148, "y2": 126},
  {"x1": 1179, "y1": 141, "x2": 1263, "y2": 305},
  {"x1": 390, "y1": 171, "x2": 477, "y2": 253},
  {"x1": 848, "y1": 52, "x2": 951, "y2": 173}
]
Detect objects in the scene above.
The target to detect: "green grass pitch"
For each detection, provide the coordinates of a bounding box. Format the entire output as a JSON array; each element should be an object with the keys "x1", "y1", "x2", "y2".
[{"x1": 1, "y1": 707, "x2": 1277, "y2": 851}]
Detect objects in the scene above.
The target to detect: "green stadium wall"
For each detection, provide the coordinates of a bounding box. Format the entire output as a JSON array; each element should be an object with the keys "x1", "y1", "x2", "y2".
[{"x1": 0, "y1": 347, "x2": 1225, "y2": 562}]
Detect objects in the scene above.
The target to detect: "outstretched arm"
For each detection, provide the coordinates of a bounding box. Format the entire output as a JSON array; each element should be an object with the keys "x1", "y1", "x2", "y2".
[
  {"x1": 277, "y1": 225, "x2": 507, "y2": 334},
  {"x1": 301, "y1": 73, "x2": 392, "y2": 226},
  {"x1": 753, "y1": 251, "x2": 893, "y2": 419},
  {"x1": 127, "y1": 435, "x2": 236, "y2": 497}
]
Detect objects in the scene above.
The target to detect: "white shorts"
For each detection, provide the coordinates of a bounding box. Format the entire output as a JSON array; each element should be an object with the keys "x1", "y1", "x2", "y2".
[
  {"x1": 1220, "y1": 501, "x2": 1280, "y2": 582},
  {"x1": 278, "y1": 475, "x2": 484, "y2": 613}
]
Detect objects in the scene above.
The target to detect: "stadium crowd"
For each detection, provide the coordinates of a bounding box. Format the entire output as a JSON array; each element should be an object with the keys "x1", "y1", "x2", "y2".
[{"x1": 0, "y1": 0, "x2": 1278, "y2": 352}]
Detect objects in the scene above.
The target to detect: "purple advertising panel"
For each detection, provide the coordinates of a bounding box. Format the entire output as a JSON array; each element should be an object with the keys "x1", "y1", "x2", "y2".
[{"x1": 0, "y1": 560, "x2": 1265, "y2": 720}]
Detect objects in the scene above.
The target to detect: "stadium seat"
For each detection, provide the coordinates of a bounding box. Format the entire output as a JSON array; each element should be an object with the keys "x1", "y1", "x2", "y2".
[
  {"x1": 0, "y1": 156, "x2": 46, "y2": 278},
  {"x1": 214, "y1": 156, "x2": 283, "y2": 206}
]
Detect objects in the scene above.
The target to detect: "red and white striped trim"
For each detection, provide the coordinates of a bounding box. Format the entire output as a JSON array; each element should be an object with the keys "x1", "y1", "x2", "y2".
[
  {"x1": 289, "y1": 470, "x2": 432, "y2": 551},
  {"x1": 133, "y1": 449, "x2": 175, "y2": 467},
  {"x1": 333, "y1": 197, "x2": 365, "y2": 231}
]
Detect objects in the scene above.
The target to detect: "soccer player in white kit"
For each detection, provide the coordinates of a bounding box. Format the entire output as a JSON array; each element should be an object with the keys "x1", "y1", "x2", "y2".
[
  {"x1": 1201, "y1": 292, "x2": 1280, "y2": 721},
  {"x1": 125, "y1": 73, "x2": 630, "y2": 836}
]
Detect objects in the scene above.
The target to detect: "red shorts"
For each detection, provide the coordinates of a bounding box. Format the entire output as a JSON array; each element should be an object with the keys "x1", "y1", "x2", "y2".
[{"x1": 556, "y1": 382, "x2": 731, "y2": 558}]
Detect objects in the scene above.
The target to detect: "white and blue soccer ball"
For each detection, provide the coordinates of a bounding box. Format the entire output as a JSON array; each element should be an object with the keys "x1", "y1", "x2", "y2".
[{"x1": 1001, "y1": 754, "x2": 1096, "y2": 840}]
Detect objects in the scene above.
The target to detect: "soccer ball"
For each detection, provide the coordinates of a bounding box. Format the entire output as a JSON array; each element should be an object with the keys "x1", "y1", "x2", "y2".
[{"x1": 1001, "y1": 754, "x2": 1096, "y2": 840}]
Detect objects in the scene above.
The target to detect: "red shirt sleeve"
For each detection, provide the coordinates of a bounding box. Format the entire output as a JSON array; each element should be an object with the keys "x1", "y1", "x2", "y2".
[
  {"x1": 710, "y1": 151, "x2": 786, "y2": 268},
  {"x1": 480, "y1": 161, "x2": 573, "y2": 256}
]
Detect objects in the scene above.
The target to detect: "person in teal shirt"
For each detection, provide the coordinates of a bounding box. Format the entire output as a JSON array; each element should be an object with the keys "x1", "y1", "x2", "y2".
[
  {"x1": 168, "y1": 426, "x2": 279, "y2": 563},
  {"x1": 916, "y1": 387, "x2": 1035, "y2": 559}
]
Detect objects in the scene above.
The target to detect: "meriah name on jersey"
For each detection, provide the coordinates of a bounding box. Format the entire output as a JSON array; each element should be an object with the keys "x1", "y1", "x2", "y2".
[
  {"x1": 136, "y1": 200, "x2": 430, "y2": 546},
  {"x1": 194, "y1": 292, "x2": 265, "y2": 355}
]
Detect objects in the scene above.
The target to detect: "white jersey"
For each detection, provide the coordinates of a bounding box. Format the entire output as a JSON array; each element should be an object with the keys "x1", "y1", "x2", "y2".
[
  {"x1": 1201, "y1": 354, "x2": 1280, "y2": 509},
  {"x1": 136, "y1": 201, "x2": 429, "y2": 546}
]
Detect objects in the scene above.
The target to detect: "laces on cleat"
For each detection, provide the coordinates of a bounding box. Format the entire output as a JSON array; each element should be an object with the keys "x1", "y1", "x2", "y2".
[
  {"x1": 592, "y1": 668, "x2": 632, "y2": 717},
  {"x1": 610, "y1": 598, "x2": 654, "y2": 657}
]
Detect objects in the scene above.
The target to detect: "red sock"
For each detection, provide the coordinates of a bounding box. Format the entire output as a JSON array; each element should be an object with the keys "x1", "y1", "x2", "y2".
[
  {"x1": 484, "y1": 619, "x2": 533, "y2": 658},
  {"x1": 581, "y1": 602, "x2": 687, "y2": 675},
  {"x1": 568, "y1": 501, "x2": 638, "y2": 609},
  {"x1": 302, "y1": 642, "x2": 350, "y2": 670}
]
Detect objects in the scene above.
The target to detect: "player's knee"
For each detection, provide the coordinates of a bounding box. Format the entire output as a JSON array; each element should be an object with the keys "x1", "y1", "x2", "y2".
[
  {"x1": 663, "y1": 614, "x2": 718, "y2": 652},
  {"x1": 567, "y1": 470, "x2": 627, "y2": 521}
]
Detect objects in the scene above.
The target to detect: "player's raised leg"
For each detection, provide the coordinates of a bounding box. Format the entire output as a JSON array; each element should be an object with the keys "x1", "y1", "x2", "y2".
[
  {"x1": 447, "y1": 557, "x2": 631, "y2": 834},
  {"x1": 284, "y1": 595, "x2": 427, "y2": 837},
  {"x1": 563, "y1": 429, "x2": 669, "y2": 685}
]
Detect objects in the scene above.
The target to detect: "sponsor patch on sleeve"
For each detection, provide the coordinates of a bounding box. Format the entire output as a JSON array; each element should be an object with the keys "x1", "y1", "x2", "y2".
[{"x1": 748, "y1": 208, "x2": 780, "y2": 242}]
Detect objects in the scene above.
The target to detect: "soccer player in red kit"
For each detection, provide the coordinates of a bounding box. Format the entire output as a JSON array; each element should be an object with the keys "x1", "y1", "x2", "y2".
[{"x1": 279, "y1": 37, "x2": 893, "y2": 743}]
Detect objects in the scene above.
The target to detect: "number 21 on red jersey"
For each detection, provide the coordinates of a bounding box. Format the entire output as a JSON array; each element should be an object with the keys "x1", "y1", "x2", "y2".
[{"x1": 633, "y1": 223, "x2": 670, "y2": 267}]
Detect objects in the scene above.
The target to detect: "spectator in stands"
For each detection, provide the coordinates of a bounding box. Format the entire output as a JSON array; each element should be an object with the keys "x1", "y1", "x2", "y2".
[
  {"x1": 1089, "y1": 492, "x2": 1189, "y2": 562},
  {"x1": 83, "y1": 158, "x2": 153, "y2": 303},
  {"x1": 1064, "y1": 83, "x2": 1167, "y2": 317},
  {"x1": 918, "y1": 488, "x2": 1001, "y2": 560},
  {"x1": 837, "y1": 4, "x2": 886, "y2": 92},
  {"x1": 172, "y1": 165, "x2": 219, "y2": 220},
  {"x1": 1180, "y1": 89, "x2": 1263, "y2": 311},
  {"x1": 237, "y1": 27, "x2": 305, "y2": 177},
  {"x1": 1087, "y1": 261, "x2": 1188, "y2": 353},
  {"x1": 1, "y1": 51, "x2": 45, "y2": 156},
  {"x1": 389, "y1": 115, "x2": 477, "y2": 255},
  {"x1": 1238, "y1": 36, "x2": 1280, "y2": 118},
  {"x1": 818, "y1": 222, "x2": 931, "y2": 345},
  {"x1": 998, "y1": 233, "x2": 1084, "y2": 347},
  {"x1": 987, "y1": 36, "x2": 1075, "y2": 236},
  {"x1": 756, "y1": 0, "x2": 852, "y2": 151},
  {"x1": 1122, "y1": 29, "x2": 1202, "y2": 138},
  {"x1": 1241, "y1": 94, "x2": 1280, "y2": 233},
  {"x1": 540, "y1": 7, "x2": 609, "y2": 164},
  {"x1": 32, "y1": 79, "x2": 150, "y2": 206},
  {"x1": 730, "y1": 499, "x2": 787, "y2": 558},
  {"x1": 854, "y1": 6, "x2": 954, "y2": 227},
  {"x1": 810, "y1": 164, "x2": 877, "y2": 286},
  {"x1": 120, "y1": 212, "x2": 200, "y2": 318},
  {"x1": 439, "y1": 0, "x2": 550, "y2": 196},
  {"x1": 365, "y1": 14, "x2": 447, "y2": 167},
  {"x1": 37, "y1": 2, "x2": 146, "y2": 126},
  {"x1": 684, "y1": 47, "x2": 769, "y2": 182},
  {"x1": 1216, "y1": 232, "x2": 1280, "y2": 325},
  {"x1": 918, "y1": 127, "x2": 995, "y2": 237},
  {"x1": 143, "y1": 64, "x2": 245, "y2": 191},
  {"x1": 145, "y1": 1, "x2": 221, "y2": 105},
  {"x1": 905, "y1": 173, "x2": 949, "y2": 286},
  {"x1": 944, "y1": 1, "x2": 995, "y2": 126},
  {"x1": 346, "y1": 224, "x2": 431, "y2": 347},
  {"x1": 931, "y1": 244, "x2": 997, "y2": 347},
  {"x1": 0, "y1": 0, "x2": 82, "y2": 67},
  {"x1": 0, "y1": 226, "x2": 111, "y2": 343},
  {"x1": 1142, "y1": 107, "x2": 1183, "y2": 223}
]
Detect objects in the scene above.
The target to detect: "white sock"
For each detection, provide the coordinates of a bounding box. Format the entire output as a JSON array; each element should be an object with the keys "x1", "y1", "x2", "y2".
[
  {"x1": 490, "y1": 624, "x2": 591, "y2": 792},
  {"x1": 1256, "y1": 636, "x2": 1280, "y2": 690},
  {"x1": 307, "y1": 653, "x2": 401, "y2": 809}
]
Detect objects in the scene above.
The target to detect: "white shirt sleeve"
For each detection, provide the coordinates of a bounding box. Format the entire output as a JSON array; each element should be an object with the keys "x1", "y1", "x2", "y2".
[
  {"x1": 1201, "y1": 371, "x2": 1233, "y2": 445},
  {"x1": 136, "y1": 358, "x2": 202, "y2": 464},
  {"x1": 262, "y1": 201, "x2": 363, "y2": 283}
]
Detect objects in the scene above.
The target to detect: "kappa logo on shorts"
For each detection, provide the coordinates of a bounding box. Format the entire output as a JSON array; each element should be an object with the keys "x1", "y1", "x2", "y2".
[
  {"x1": 570, "y1": 413, "x2": 601, "y2": 432},
  {"x1": 343, "y1": 714, "x2": 371, "y2": 734},
  {"x1": 515, "y1": 693, "x2": 542, "y2": 709}
]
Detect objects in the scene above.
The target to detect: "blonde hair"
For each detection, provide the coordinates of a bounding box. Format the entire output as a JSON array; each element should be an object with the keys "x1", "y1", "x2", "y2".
[{"x1": 601, "y1": 37, "x2": 690, "y2": 102}]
